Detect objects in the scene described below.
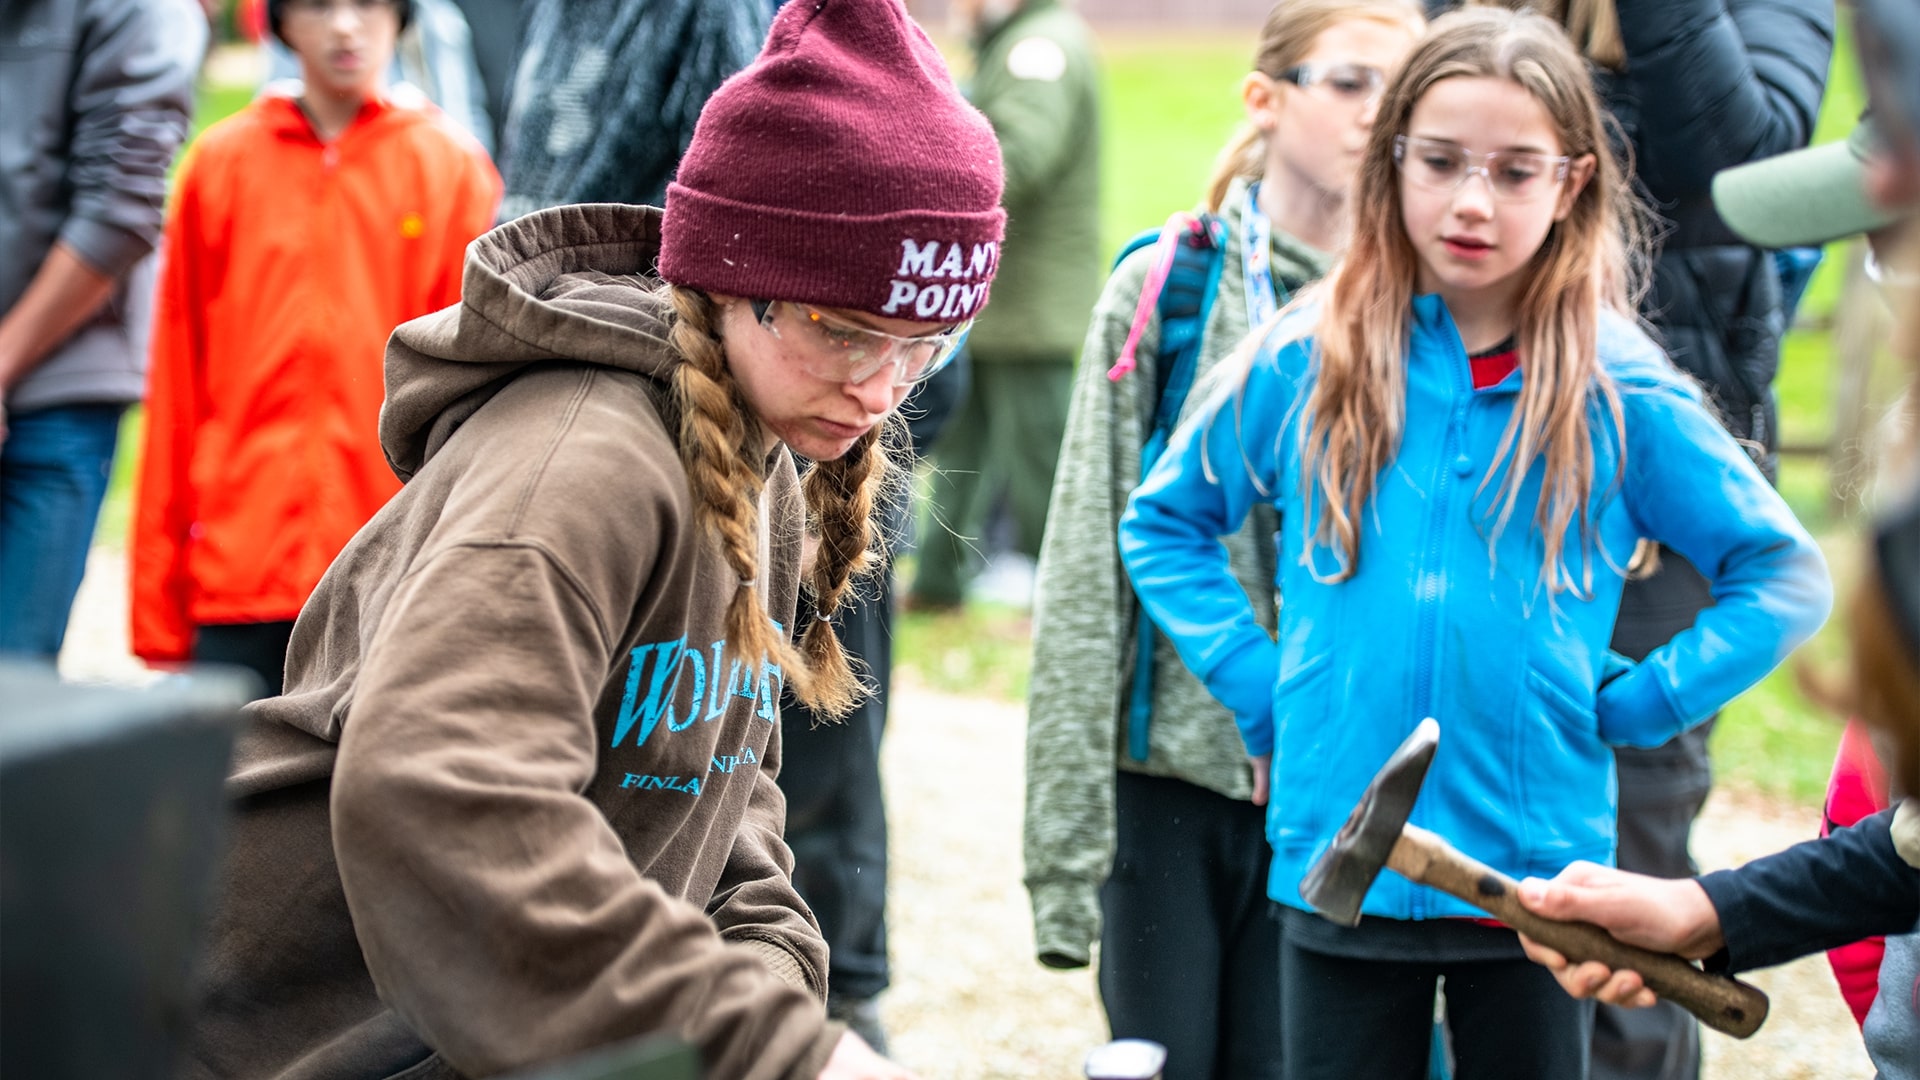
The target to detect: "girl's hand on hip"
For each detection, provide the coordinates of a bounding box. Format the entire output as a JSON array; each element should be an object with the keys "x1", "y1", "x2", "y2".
[
  {"x1": 819, "y1": 1031, "x2": 918, "y2": 1079},
  {"x1": 1250, "y1": 754, "x2": 1270, "y2": 807}
]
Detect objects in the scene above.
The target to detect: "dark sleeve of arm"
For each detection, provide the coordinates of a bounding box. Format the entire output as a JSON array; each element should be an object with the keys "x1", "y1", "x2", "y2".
[
  {"x1": 704, "y1": 720, "x2": 831, "y2": 1001},
  {"x1": 1699, "y1": 807, "x2": 1920, "y2": 974},
  {"x1": 62, "y1": 0, "x2": 206, "y2": 278},
  {"x1": 666, "y1": 2, "x2": 772, "y2": 157},
  {"x1": 1612, "y1": 0, "x2": 1833, "y2": 198}
]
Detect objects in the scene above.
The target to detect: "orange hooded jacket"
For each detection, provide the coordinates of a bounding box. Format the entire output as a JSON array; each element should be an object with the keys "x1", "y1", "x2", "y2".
[{"x1": 132, "y1": 87, "x2": 500, "y2": 663}]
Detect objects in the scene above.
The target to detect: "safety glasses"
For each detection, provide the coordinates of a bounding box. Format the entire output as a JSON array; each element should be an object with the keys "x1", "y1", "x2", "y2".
[
  {"x1": 1276, "y1": 63, "x2": 1389, "y2": 107},
  {"x1": 1394, "y1": 135, "x2": 1572, "y2": 202},
  {"x1": 750, "y1": 299, "x2": 968, "y2": 387}
]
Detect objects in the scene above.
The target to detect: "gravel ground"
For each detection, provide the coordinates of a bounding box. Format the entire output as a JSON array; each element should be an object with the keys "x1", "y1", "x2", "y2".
[
  {"x1": 62, "y1": 549, "x2": 1874, "y2": 1078},
  {"x1": 877, "y1": 680, "x2": 1874, "y2": 1080}
]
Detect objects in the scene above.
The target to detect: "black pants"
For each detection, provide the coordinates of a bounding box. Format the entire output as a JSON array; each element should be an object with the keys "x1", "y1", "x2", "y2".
[
  {"x1": 1282, "y1": 935, "x2": 1594, "y2": 1080},
  {"x1": 194, "y1": 620, "x2": 296, "y2": 699},
  {"x1": 1597, "y1": 553, "x2": 1715, "y2": 1080},
  {"x1": 777, "y1": 569, "x2": 893, "y2": 1002},
  {"x1": 1099, "y1": 770, "x2": 1281, "y2": 1080}
]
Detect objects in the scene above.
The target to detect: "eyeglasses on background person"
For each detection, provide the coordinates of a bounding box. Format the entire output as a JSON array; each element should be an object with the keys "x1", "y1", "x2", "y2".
[
  {"x1": 749, "y1": 299, "x2": 969, "y2": 387},
  {"x1": 1393, "y1": 134, "x2": 1572, "y2": 201},
  {"x1": 1275, "y1": 62, "x2": 1388, "y2": 106}
]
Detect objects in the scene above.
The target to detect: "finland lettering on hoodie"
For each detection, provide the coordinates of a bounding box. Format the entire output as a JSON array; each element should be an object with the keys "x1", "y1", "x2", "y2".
[{"x1": 186, "y1": 204, "x2": 842, "y2": 1080}]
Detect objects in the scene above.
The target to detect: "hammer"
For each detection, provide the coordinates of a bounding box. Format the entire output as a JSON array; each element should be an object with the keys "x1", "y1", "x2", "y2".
[{"x1": 1298, "y1": 718, "x2": 1768, "y2": 1038}]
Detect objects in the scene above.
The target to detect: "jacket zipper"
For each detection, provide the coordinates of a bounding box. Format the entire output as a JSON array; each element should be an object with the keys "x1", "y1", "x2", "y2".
[{"x1": 1409, "y1": 322, "x2": 1472, "y2": 921}]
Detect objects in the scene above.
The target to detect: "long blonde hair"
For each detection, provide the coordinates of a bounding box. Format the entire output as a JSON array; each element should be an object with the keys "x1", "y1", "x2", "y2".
[
  {"x1": 1203, "y1": 0, "x2": 1427, "y2": 213},
  {"x1": 666, "y1": 286, "x2": 889, "y2": 719},
  {"x1": 1295, "y1": 6, "x2": 1649, "y2": 595}
]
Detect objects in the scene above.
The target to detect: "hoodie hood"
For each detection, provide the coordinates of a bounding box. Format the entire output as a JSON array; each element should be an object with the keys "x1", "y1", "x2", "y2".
[{"x1": 382, "y1": 203, "x2": 679, "y2": 480}]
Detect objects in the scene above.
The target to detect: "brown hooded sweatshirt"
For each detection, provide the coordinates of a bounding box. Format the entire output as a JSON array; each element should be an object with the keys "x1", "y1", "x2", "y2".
[{"x1": 186, "y1": 203, "x2": 843, "y2": 1080}]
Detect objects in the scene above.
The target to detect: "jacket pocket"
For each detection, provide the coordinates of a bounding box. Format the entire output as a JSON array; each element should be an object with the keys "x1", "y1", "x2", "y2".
[
  {"x1": 1525, "y1": 667, "x2": 1597, "y2": 736},
  {"x1": 1516, "y1": 668, "x2": 1614, "y2": 871},
  {"x1": 1268, "y1": 650, "x2": 1335, "y2": 848}
]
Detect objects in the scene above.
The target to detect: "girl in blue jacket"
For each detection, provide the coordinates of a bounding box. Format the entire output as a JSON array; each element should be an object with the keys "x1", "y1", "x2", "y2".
[{"x1": 1116, "y1": 8, "x2": 1832, "y2": 1077}]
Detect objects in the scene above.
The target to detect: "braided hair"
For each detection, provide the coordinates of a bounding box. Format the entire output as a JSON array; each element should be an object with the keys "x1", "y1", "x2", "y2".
[{"x1": 666, "y1": 285, "x2": 892, "y2": 718}]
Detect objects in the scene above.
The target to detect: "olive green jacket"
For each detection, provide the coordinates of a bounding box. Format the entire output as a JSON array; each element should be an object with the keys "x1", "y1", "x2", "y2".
[
  {"x1": 1023, "y1": 179, "x2": 1331, "y2": 967},
  {"x1": 963, "y1": 0, "x2": 1102, "y2": 363}
]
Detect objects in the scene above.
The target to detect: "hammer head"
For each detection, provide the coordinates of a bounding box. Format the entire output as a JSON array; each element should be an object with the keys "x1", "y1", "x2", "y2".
[{"x1": 1299, "y1": 717, "x2": 1439, "y2": 927}]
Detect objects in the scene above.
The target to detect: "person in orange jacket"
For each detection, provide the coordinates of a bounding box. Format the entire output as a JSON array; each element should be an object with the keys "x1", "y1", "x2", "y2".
[{"x1": 133, "y1": 0, "x2": 500, "y2": 693}]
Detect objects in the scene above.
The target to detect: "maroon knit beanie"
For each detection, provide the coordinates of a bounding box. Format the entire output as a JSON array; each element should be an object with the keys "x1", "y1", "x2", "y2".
[{"x1": 659, "y1": 0, "x2": 1006, "y2": 324}]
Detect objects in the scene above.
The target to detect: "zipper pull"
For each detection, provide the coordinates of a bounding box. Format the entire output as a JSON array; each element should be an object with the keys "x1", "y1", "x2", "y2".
[{"x1": 1451, "y1": 404, "x2": 1474, "y2": 476}]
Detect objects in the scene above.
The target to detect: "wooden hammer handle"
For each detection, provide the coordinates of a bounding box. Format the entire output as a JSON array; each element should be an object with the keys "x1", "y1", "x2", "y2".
[{"x1": 1387, "y1": 825, "x2": 1768, "y2": 1039}]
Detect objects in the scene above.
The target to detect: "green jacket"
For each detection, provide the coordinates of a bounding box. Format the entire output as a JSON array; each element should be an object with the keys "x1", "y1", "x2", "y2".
[
  {"x1": 964, "y1": 0, "x2": 1101, "y2": 363},
  {"x1": 1022, "y1": 179, "x2": 1331, "y2": 968}
]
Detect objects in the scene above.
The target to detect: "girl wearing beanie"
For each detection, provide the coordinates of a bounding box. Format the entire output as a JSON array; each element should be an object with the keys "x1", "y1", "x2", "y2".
[{"x1": 182, "y1": 2, "x2": 1000, "y2": 1078}]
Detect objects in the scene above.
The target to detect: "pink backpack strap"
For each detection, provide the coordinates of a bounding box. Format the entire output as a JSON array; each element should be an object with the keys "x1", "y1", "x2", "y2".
[{"x1": 1107, "y1": 212, "x2": 1203, "y2": 382}]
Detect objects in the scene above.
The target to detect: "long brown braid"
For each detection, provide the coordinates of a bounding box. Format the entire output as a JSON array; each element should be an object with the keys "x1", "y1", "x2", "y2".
[
  {"x1": 666, "y1": 284, "x2": 893, "y2": 718},
  {"x1": 667, "y1": 285, "x2": 814, "y2": 705},
  {"x1": 797, "y1": 424, "x2": 894, "y2": 717}
]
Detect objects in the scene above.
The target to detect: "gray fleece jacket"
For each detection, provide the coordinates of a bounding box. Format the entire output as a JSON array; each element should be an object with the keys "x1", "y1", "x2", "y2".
[
  {"x1": 1, "y1": 0, "x2": 203, "y2": 411},
  {"x1": 1023, "y1": 179, "x2": 1330, "y2": 967}
]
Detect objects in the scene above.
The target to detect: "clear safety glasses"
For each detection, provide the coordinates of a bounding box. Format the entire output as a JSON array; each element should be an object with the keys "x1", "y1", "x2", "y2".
[
  {"x1": 1393, "y1": 135, "x2": 1573, "y2": 202},
  {"x1": 751, "y1": 299, "x2": 969, "y2": 387},
  {"x1": 1276, "y1": 63, "x2": 1389, "y2": 107}
]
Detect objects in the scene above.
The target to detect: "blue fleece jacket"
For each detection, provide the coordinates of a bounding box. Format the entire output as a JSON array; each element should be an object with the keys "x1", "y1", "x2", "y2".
[{"x1": 1118, "y1": 295, "x2": 1832, "y2": 921}]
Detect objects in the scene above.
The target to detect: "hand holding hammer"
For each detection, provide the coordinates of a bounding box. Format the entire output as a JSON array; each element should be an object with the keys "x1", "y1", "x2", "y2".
[{"x1": 1299, "y1": 719, "x2": 1769, "y2": 1038}]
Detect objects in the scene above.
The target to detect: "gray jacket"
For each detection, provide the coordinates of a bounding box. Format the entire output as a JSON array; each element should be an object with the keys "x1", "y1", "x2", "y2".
[
  {"x1": 1867, "y1": 923, "x2": 1919, "y2": 1080},
  {"x1": 1, "y1": 0, "x2": 203, "y2": 413},
  {"x1": 1867, "y1": 801, "x2": 1920, "y2": 1080}
]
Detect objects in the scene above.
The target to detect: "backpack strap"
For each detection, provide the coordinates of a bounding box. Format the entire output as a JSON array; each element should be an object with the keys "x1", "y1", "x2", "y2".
[
  {"x1": 1116, "y1": 211, "x2": 1227, "y2": 762},
  {"x1": 1107, "y1": 213, "x2": 1205, "y2": 382},
  {"x1": 1145, "y1": 215, "x2": 1228, "y2": 444}
]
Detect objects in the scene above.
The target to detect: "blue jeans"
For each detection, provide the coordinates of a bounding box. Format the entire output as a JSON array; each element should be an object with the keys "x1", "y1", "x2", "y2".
[{"x1": 0, "y1": 403, "x2": 126, "y2": 659}]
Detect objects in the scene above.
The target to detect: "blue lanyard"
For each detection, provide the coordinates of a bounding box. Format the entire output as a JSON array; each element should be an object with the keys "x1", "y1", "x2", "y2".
[{"x1": 1243, "y1": 182, "x2": 1284, "y2": 328}]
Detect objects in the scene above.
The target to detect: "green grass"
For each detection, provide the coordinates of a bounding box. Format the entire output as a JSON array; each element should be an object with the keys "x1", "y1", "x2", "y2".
[
  {"x1": 95, "y1": 408, "x2": 142, "y2": 550},
  {"x1": 1099, "y1": 33, "x2": 1250, "y2": 258},
  {"x1": 193, "y1": 81, "x2": 255, "y2": 137},
  {"x1": 893, "y1": 597, "x2": 1035, "y2": 702}
]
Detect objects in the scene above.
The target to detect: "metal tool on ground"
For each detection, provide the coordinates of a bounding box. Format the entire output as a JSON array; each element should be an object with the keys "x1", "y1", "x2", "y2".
[{"x1": 1299, "y1": 718, "x2": 1769, "y2": 1039}]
